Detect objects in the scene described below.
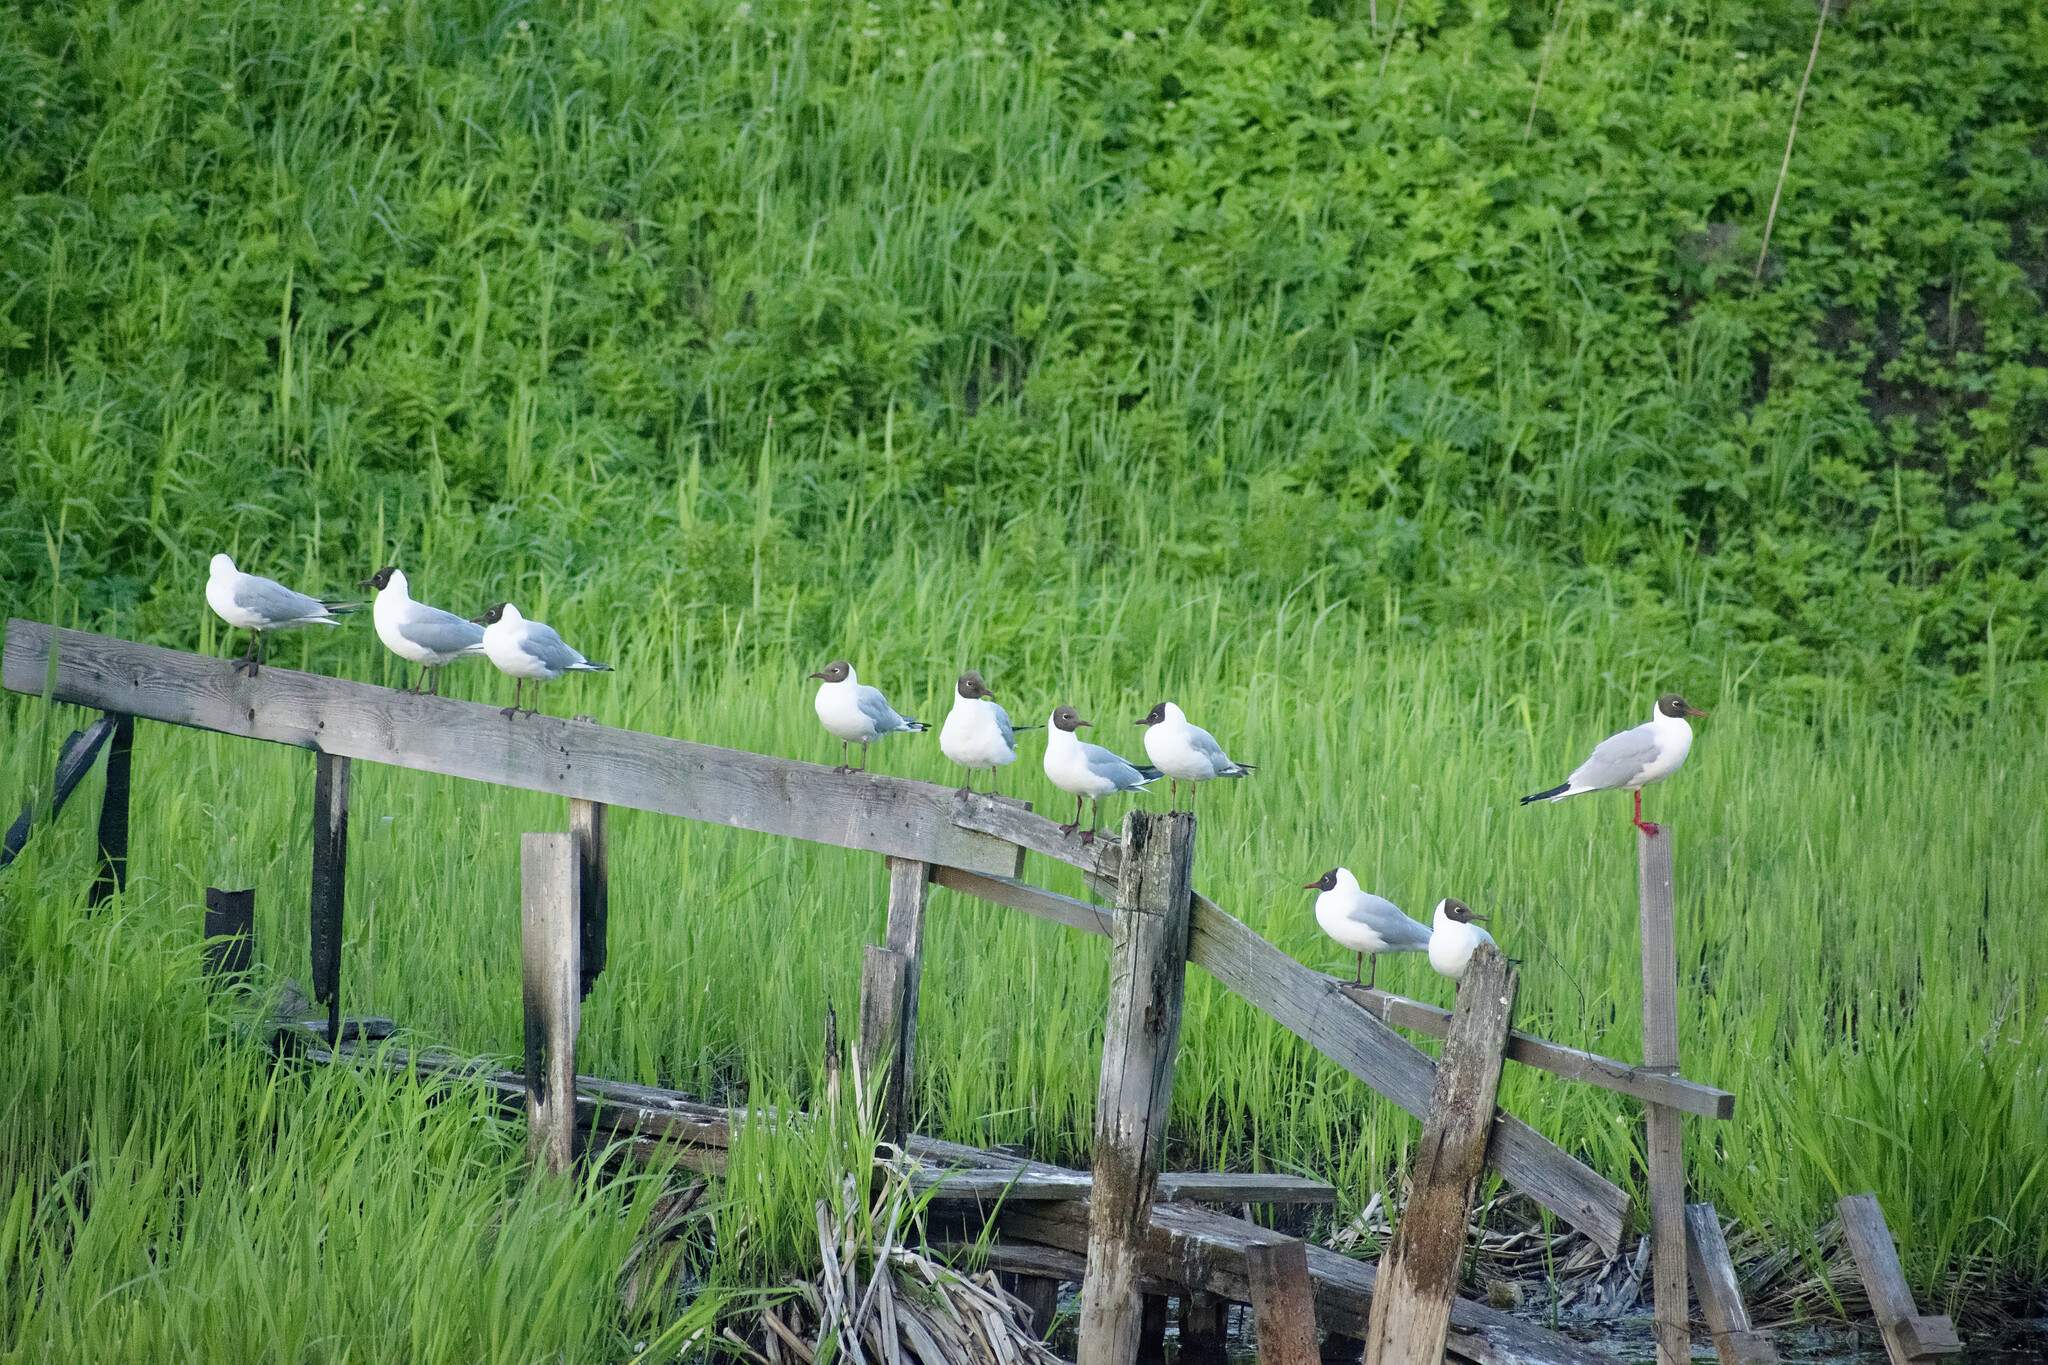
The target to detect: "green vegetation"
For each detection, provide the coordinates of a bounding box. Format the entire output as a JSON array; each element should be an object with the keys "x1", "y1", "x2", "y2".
[{"x1": 3, "y1": 0, "x2": 2046, "y2": 1356}]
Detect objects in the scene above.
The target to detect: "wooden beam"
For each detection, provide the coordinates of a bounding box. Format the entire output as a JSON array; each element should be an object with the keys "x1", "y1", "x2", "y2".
[
  {"x1": 571, "y1": 795, "x2": 608, "y2": 999},
  {"x1": 1081, "y1": 811, "x2": 1196, "y2": 1365},
  {"x1": 310, "y1": 750, "x2": 350, "y2": 1047},
  {"x1": 203, "y1": 886, "x2": 256, "y2": 980},
  {"x1": 521, "y1": 832, "x2": 581, "y2": 1174},
  {"x1": 913, "y1": 1167, "x2": 1336, "y2": 1207},
  {"x1": 1684, "y1": 1204, "x2": 1778, "y2": 1365},
  {"x1": 931, "y1": 865, "x2": 1116, "y2": 937},
  {"x1": 1837, "y1": 1194, "x2": 1962, "y2": 1365},
  {"x1": 856, "y1": 944, "x2": 911, "y2": 1145},
  {"x1": 1187, "y1": 894, "x2": 1629, "y2": 1257},
  {"x1": 1364, "y1": 942, "x2": 1518, "y2": 1365},
  {"x1": 1337, "y1": 985, "x2": 1733, "y2": 1120},
  {"x1": 1247, "y1": 1239, "x2": 1320, "y2": 1365},
  {"x1": 1, "y1": 622, "x2": 1025, "y2": 879},
  {"x1": 1638, "y1": 829, "x2": 1688, "y2": 1365},
  {"x1": 884, "y1": 857, "x2": 934, "y2": 1087},
  {"x1": 89, "y1": 712, "x2": 134, "y2": 906}
]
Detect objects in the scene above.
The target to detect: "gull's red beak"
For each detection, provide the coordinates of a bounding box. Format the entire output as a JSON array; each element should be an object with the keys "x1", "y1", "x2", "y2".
[
  {"x1": 1302, "y1": 881, "x2": 1322, "y2": 890},
  {"x1": 1687, "y1": 706, "x2": 1707, "y2": 717},
  {"x1": 808, "y1": 672, "x2": 827, "y2": 680}
]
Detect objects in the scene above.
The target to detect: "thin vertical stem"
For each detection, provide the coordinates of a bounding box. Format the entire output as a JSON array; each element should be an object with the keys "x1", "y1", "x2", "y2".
[
  {"x1": 1523, "y1": 0, "x2": 1570, "y2": 143},
  {"x1": 1755, "y1": 0, "x2": 1831, "y2": 288},
  {"x1": 1377, "y1": 0, "x2": 1407, "y2": 76}
]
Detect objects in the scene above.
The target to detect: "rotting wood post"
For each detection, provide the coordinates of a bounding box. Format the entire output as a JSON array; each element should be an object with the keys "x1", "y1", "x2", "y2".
[
  {"x1": 1181, "y1": 1293, "x2": 1229, "y2": 1360},
  {"x1": 88, "y1": 711, "x2": 134, "y2": 906},
  {"x1": 1837, "y1": 1194, "x2": 1962, "y2": 1365},
  {"x1": 1317, "y1": 1332, "x2": 1364, "y2": 1364},
  {"x1": 883, "y1": 856, "x2": 933, "y2": 1088},
  {"x1": 570, "y1": 795, "x2": 608, "y2": 999},
  {"x1": 1684, "y1": 1204, "x2": 1778, "y2": 1365},
  {"x1": 1139, "y1": 1294, "x2": 1169, "y2": 1363},
  {"x1": 1078, "y1": 810, "x2": 1195, "y2": 1365},
  {"x1": 521, "y1": 832, "x2": 582, "y2": 1174},
  {"x1": 1362, "y1": 940, "x2": 1517, "y2": 1365},
  {"x1": 1638, "y1": 828, "x2": 1688, "y2": 1365},
  {"x1": 1248, "y1": 1238, "x2": 1321, "y2": 1365},
  {"x1": 855, "y1": 944, "x2": 911, "y2": 1146},
  {"x1": 204, "y1": 887, "x2": 256, "y2": 982},
  {"x1": 310, "y1": 751, "x2": 350, "y2": 1048}
]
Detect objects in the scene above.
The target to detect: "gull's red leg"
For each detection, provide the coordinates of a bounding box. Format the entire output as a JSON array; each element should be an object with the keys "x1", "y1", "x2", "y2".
[{"x1": 1632, "y1": 788, "x2": 1661, "y2": 837}]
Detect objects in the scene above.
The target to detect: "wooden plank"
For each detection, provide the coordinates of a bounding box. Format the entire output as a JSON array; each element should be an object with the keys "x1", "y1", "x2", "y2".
[
  {"x1": 1081, "y1": 811, "x2": 1196, "y2": 1365},
  {"x1": 1247, "y1": 1239, "x2": 1320, "y2": 1365},
  {"x1": 521, "y1": 832, "x2": 581, "y2": 1173},
  {"x1": 1684, "y1": 1204, "x2": 1778, "y2": 1365},
  {"x1": 1338, "y1": 985, "x2": 1734, "y2": 1121},
  {"x1": 89, "y1": 712, "x2": 134, "y2": 906},
  {"x1": 932, "y1": 865, "x2": 1116, "y2": 937},
  {"x1": 1837, "y1": 1193, "x2": 1961, "y2": 1365},
  {"x1": 310, "y1": 750, "x2": 350, "y2": 1047},
  {"x1": 884, "y1": 857, "x2": 934, "y2": 1086},
  {"x1": 1187, "y1": 894, "x2": 1629, "y2": 1256},
  {"x1": 203, "y1": 886, "x2": 256, "y2": 979},
  {"x1": 570, "y1": 794, "x2": 608, "y2": 999},
  {"x1": 2, "y1": 622, "x2": 1025, "y2": 879},
  {"x1": 856, "y1": 944, "x2": 911, "y2": 1145},
  {"x1": 913, "y1": 1167, "x2": 1336, "y2": 1207},
  {"x1": 1638, "y1": 829, "x2": 1688, "y2": 1365},
  {"x1": 1364, "y1": 942, "x2": 1518, "y2": 1365}
]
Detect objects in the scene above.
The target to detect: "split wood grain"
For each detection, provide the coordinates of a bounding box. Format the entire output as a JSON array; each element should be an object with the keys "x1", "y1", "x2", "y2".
[
  {"x1": 1247, "y1": 1239, "x2": 1321, "y2": 1365},
  {"x1": 1837, "y1": 1194, "x2": 1961, "y2": 1365},
  {"x1": 1363, "y1": 942, "x2": 1518, "y2": 1365},
  {"x1": 1638, "y1": 829, "x2": 1688, "y2": 1365},
  {"x1": 89, "y1": 711, "x2": 134, "y2": 906},
  {"x1": 521, "y1": 832, "x2": 581, "y2": 1174},
  {"x1": 570, "y1": 794, "x2": 608, "y2": 999},
  {"x1": 1684, "y1": 1204, "x2": 1778, "y2": 1365},
  {"x1": 856, "y1": 945, "x2": 911, "y2": 1146},
  {"x1": 310, "y1": 750, "x2": 350, "y2": 1047},
  {"x1": 2, "y1": 621, "x2": 1024, "y2": 879},
  {"x1": 884, "y1": 858, "x2": 933, "y2": 1086},
  {"x1": 1080, "y1": 811, "x2": 1195, "y2": 1365}
]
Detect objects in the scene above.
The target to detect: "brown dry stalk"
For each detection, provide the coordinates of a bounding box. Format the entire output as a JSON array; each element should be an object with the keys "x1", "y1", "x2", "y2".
[{"x1": 1755, "y1": 0, "x2": 1832, "y2": 287}]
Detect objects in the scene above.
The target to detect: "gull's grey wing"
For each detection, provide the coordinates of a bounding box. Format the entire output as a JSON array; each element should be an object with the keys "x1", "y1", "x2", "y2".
[
  {"x1": 1349, "y1": 895, "x2": 1433, "y2": 949},
  {"x1": 520, "y1": 622, "x2": 587, "y2": 672},
  {"x1": 1569, "y1": 722, "x2": 1660, "y2": 790},
  {"x1": 394, "y1": 608, "x2": 486, "y2": 658},
  {"x1": 855, "y1": 684, "x2": 910, "y2": 732},
  {"x1": 991, "y1": 702, "x2": 1017, "y2": 750},
  {"x1": 1186, "y1": 723, "x2": 1234, "y2": 767},
  {"x1": 232, "y1": 574, "x2": 329, "y2": 623},
  {"x1": 1082, "y1": 742, "x2": 1153, "y2": 792}
]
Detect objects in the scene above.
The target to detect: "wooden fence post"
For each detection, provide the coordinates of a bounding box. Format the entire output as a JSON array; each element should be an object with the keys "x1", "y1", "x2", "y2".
[
  {"x1": 1078, "y1": 810, "x2": 1195, "y2": 1365},
  {"x1": 204, "y1": 886, "x2": 256, "y2": 981},
  {"x1": 1638, "y1": 828, "x2": 1688, "y2": 1365},
  {"x1": 88, "y1": 712, "x2": 134, "y2": 906},
  {"x1": 1837, "y1": 1194, "x2": 1961, "y2": 1365},
  {"x1": 856, "y1": 944, "x2": 911, "y2": 1146},
  {"x1": 1363, "y1": 941, "x2": 1517, "y2": 1365},
  {"x1": 1247, "y1": 1238, "x2": 1321, "y2": 1365},
  {"x1": 570, "y1": 796, "x2": 608, "y2": 999},
  {"x1": 884, "y1": 856, "x2": 933, "y2": 1086},
  {"x1": 522, "y1": 832, "x2": 581, "y2": 1174},
  {"x1": 310, "y1": 751, "x2": 350, "y2": 1047},
  {"x1": 1684, "y1": 1204, "x2": 1778, "y2": 1365}
]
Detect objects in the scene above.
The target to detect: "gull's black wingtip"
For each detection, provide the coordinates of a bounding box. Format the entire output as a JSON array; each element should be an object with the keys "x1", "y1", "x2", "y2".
[
  {"x1": 905, "y1": 720, "x2": 931, "y2": 732},
  {"x1": 1520, "y1": 783, "x2": 1569, "y2": 805}
]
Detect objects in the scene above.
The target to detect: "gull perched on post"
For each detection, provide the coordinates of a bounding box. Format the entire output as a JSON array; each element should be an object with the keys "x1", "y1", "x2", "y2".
[
  {"x1": 473, "y1": 602, "x2": 612, "y2": 718},
  {"x1": 1305, "y1": 868, "x2": 1431, "y2": 989},
  {"x1": 1428, "y1": 898, "x2": 1498, "y2": 983},
  {"x1": 1135, "y1": 701, "x2": 1255, "y2": 811},
  {"x1": 358, "y1": 566, "x2": 485, "y2": 696},
  {"x1": 1043, "y1": 705, "x2": 1158, "y2": 846},
  {"x1": 809, "y1": 661, "x2": 928, "y2": 773},
  {"x1": 205, "y1": 553, "x2": 356, "y2": 677},
  {"x1": 1520, "y1": 693, "x2": 1707, "y2": 836},
  {"x1": 940, "y1": 671, "x2": 1040, "y2": 797}
]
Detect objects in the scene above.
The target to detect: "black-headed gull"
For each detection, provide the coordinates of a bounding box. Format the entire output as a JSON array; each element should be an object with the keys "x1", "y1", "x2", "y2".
[
  {"x1": 808, "y1": 661, "x2": 928, "y2": 773},
  {"x1": 1428, "y1": 898, "x2": 1497, "y2": 982},
  {"x1": 1043, "y1": 705, "x2": 1158, "y2": 846},
  {"x1": 1135, "y1": 701, "x2": 1255, "y2": 810},
  {"x1": 1305, "y1": 868, "x2": 1431, "y2": 988},
  {"x1": 1520, "y1": 693, "x2": 1706, "y2": 836},
  {"x1": 357, "y1": 567, "x2": 485, "y2": 696},
  {"x1": 472, "y1": 602, "x2": 612, "y2": 718},
  {"x1": 205, "y1": 553, "x2": 356, "y2": 677},
  {"x1": 940, "y1": 671, "x2": 1041, "y2": 797}
]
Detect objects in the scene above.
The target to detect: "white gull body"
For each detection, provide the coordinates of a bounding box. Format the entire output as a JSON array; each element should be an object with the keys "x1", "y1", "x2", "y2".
[
  {"x1": 205, "y1": 552, "x2": 354, "y2": 674},
  {"x1": 1522, "y1": 693, "x2": 1705, "y2": 834},
  {"x1": 1138, "y1": 702, "x2": 1254, "y2": 804},
  {"x1": 810, "y1": 662, "x2": 927, "y2": 771},
  {"x1": 1312, "y1": 868, "x2": 1431, "y2": 987},
  {"x1": 1043, "y1": 706, "x2": 1157, "y2": 844},
  {"x1": 479, "y1": 602, "x2": 611, "y2": 716},
  {"x1": 1428, "y1": 899, "x2": 1498, "y2": 982},
  {"x1": 367, "y1": 569, "x2": 486, "y2": 675},
  {"x1": 940, "y1": 672, "x2": 1023, "y2": 795}
]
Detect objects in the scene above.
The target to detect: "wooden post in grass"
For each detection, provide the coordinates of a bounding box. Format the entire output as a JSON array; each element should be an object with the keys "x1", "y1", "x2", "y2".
[
  {"x1": 521, "y1": 832, "x2": 582, "y2": 1174},
  {"x1": 1247, "y1": 1239, "x2": 1321, "y2": 1365},
  {"x1": 884, "y1": 856, "x2": 933, "y2": 1086},
  {"x1": 570, "y1": 795, "x2": 608, "y2": 999},
  {"x1": 1638, "y1": 828, "x2": 1688, "y2": 1365},
  {"x1": 1362, "y1": 941, "x2": 1517, "y2": 1365},
  {"x1": 1078, "y1": 811, "x2": 1195, "y2": 1365},
  {"x1": 856, "y1": 944, "x2": 911, "y2": 1146},
  {"x1": 203, "y1": 886, "x2": 256, "y2": 981},
  {"x1": 1837, "y1": 1194, "x2": 1962, "y2": 1365},
  {"x1": 310, "y1": 751, "x2": 350, "y2": 1048},
  {"x1": 88, "y1": 712, "x2": 134, "y2": 906},
  {"x1": 1181, "y1": 1294, "x2": 1229, "y2": 1359},
  {"x1": 1684, "y1": 1204, "x2": 1778, "y2": 1365}
]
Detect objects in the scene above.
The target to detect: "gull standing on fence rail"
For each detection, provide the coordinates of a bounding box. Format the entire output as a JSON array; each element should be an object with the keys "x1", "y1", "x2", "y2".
[
  {"x1": 1043, "y1": 705, "x2": 1158, "y2": 846},
  {"x1": 809, "y1": 661, "x2": 929, "y2": 773},
  {"x1": 1136, "y1": 701, "x2": 1255, "y2": 812},
  {"x1": 359, "y1": 567, "x2": 486, "y2": 696},
  {"x1": 1519, "y1": 693, "x2": 1706, "y2": 837},
  {"x1": 940, "y1": 671, "x2": 1040, "y2": 797},
  {"x1": 205, "y1": 554, "x2": 356, "y2": 678},
  {"x1": 473, "y1": 602, "x2": 612, "y2": 718},
  {"x1": 1306, "y1": 868, "x2": 1431, "y2": 989},
  {"x1": 1429, "y1": 898, "x2": 1499, "y2": 983}
]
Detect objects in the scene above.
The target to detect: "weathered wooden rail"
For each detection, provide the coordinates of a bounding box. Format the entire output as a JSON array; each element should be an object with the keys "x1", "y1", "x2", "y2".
[{"x1": 4, "y1": 620, "x2": 1753, "y2": 1365}]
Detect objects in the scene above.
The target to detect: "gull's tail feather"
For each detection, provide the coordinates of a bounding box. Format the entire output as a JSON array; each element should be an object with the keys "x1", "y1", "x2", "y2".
[
  {"x1": 319, "y1": 601, "x2": 360, "y2": 614},
  {"x1": 902, "y1": 719, "x2": 931, "y2": 732},
  {"x1": 569, "y1": 661, "x2": 614, "y2": 673},
  {"x1": 1013, "y1": 724, "x2": 1046, "y2": 731},
  {"x1": 1137, "y1": 765, "x2": 1163, "y2": 781},
  {"x1": 1520, "y1": 782, "x2": 1570, "y2": 805},
  {"x1": 1223, "y1": 762, "x2": 1257, "y2": 778}
]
